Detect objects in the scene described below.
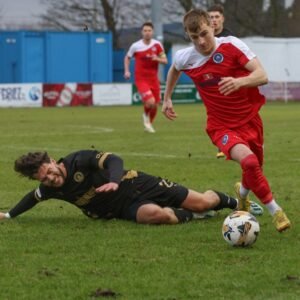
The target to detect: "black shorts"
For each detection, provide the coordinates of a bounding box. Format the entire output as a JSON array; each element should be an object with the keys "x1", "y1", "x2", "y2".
[{"x1": 121, "y1": 172, "x2": 189, "y2": 221}]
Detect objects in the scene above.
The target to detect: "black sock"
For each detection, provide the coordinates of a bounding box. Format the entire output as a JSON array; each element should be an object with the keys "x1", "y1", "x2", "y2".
[
  {"x1": 213, "y1": 191, "x2": 237, "y2": 210},
  {"x1": 171, "y1": 208, "x2": 193, "y2": 223}
]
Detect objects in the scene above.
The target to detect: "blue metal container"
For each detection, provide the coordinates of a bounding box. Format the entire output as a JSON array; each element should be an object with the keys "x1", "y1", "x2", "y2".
[{"x1": 0, "y1": 31, "x2": 112, "y2": 83}]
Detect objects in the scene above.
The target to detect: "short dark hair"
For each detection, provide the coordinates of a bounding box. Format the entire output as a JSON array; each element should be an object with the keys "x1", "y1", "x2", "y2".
[
  {"x1": 142, "y1": 22, "x2": 154, "y2": 29},
  {"x1": 183, "y1": 9, "x2": 210, "y2": 33},
  {"x1": 14, "y1": 152, "x2": 50, "y2": 179},
  {"x1": 207, "y1": 4, "x2": 225, "y2": 15}
]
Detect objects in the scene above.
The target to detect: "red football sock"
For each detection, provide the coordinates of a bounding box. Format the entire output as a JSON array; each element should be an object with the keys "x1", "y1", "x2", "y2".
[
  {"x1": 144, "y1": 105, "x2": 151, "y2": 116},
  {"x1": 241, "y1": 154, "x2": 273, "y2": 204},
  {"x1": 149, "y1": 106, "x2": 157, "y2": 123}
]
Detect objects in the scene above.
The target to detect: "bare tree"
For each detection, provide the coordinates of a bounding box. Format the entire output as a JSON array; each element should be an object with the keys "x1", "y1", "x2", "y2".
[
  {"x1": 221, "y1": 0, "x2": 266, "y2": 36},
  {"x1": 39, "y1": 0, "x2": 150, "y2": 48},
  {"x1": 39, "y1": 0, "x2": 112, "y2": 31},
  {"x1": 37, "y1": 0, "x2": 300, "y2": 50},
  {"x1": 162, "y1": 0, "x2": 211, "y2": 25},
  {"x1": 175, "y1": 0, "x2": 220, "y2": 12},
  {"x1": 219, "y1": 0, "x2": 295, "y2": 37},
  {"x1": 285, "y1": 0, "x2": 300, "y2": 37},
  {"x1": 169, "y1": 0, "x2": 298, "y2": 37},
  {"x1": 177, "y1": 0, "x2": 195, "y2": 11}
]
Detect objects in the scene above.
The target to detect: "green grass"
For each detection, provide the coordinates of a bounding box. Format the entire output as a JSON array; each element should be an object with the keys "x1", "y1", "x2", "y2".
[{"x1": 0, "y1": 103, "x2": 299, "y2": 300}]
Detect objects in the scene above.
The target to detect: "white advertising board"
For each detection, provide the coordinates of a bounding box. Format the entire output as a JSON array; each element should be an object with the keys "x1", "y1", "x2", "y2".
[
  {"x1": 0, "y1": 83, "x2": 42, "y2": 107},
  {"x1": 93, "y1": 84, "x2": 132, "y2": 106}
]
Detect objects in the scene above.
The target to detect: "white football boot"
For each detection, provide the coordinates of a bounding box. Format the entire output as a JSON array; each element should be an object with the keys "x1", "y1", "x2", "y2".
[{"x1": 143, "y1": 113, "x2": 155, "y2": 133}]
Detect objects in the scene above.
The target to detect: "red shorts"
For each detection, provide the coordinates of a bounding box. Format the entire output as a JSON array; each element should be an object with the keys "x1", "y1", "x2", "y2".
[
  {"x1": 136, "y1": 79, "x2": 161, "y2": 103},
  {"x1": 207, "y1": 114, "x2": 264, "y2": 165}
]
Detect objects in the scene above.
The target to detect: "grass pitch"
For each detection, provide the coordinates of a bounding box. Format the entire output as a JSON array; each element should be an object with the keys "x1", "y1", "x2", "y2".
[{"x1": 0, "y1": 103, "x2": 299, "y2": 300}]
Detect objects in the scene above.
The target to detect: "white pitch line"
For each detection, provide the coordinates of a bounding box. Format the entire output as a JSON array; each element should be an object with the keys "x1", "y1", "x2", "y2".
[
  {"x1": 0, "y1": 145, "x2": 208, "y2": 160},
  {"x1": 120, "y1": 152, "x2": 220, "y2": 160},
  {"x1": 65, "y1": 125, "x2": 114, "y2": 133},
  {"x1": 0, "y1": 126, "x2": 114, "y2": 137},
  {"x1": 122, "y1": 152, "x2": 178, "y2": 158},
  {"x1": 0, "y1": 145, "x2": 70, "y2": 153},
  {"x1": 0, "y1": 145, "x2": 299, "y2": 162},
  {"x1": 1, "y1": 131, "x2": 114, "y2": 137}
]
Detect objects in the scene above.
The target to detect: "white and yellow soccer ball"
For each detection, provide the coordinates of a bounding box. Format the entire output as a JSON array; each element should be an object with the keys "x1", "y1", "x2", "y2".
[{"x1": 222, "y1": 211, "x2": 260, "y2": 247}]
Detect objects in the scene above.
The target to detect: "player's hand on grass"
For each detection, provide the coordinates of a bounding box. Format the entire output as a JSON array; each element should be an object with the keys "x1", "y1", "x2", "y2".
[
  {"x1": 219, "y1": 77, "x2": 243, "y2": 96},
  {"x1": 95, "y1": 182, "x2": 119, "y2": 193},
  {"x1": 0, "y1": 212, "x2": 8, "y2": 220},
  {"x1": 162, "y1": 99, "x2": 178, "y2": 120}
]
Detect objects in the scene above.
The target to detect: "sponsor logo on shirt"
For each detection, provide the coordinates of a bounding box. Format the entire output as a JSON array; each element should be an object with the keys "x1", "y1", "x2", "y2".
[
  {"x1": 213, "y1": 53, "x2": 224, "y2": 64},
  {"x1": 222, "y1": 134, "x2": 229, "y2": 145},
  {"x1": 203, "y1": 73, "x2": 213, "y2": 80},
  {"x1": 197, "y1": 76, "x2": 221, "y2": 88},
  {"x1": 145, "y1": 53, "x2": 155, "y2": 60}
]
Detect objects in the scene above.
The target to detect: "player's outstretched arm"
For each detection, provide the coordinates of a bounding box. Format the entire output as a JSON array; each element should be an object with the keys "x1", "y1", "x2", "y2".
[
  {"x1": 0, "y1": 191, "x2": 39, "y2": 220},
  {"x1": 162, "y1": 64, "x2": 181, "y2": 120}
]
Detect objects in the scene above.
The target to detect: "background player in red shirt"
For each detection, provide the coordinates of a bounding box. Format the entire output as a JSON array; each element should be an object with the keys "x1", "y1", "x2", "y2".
[
  {"x1": 162, "y1": 9, "x2": 290, "y2": 232},
  {"x1": 124, "y1": 22, "x2": 168, "y2": 133}
]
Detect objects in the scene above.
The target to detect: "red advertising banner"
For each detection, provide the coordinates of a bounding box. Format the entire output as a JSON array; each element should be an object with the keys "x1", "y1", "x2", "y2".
[{"x1": 43, "y1": 83, "x2": 92, "y2": 107}]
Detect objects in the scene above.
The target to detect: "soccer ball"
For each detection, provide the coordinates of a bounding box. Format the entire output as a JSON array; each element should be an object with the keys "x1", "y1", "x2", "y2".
[{"x1": 222, "y1": 211, "x2": 260, "y2": 247}]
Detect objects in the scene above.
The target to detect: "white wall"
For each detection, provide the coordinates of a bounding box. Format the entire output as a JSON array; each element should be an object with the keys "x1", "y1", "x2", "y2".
[
  {"x1": 241, "y1": 37, "x2": 300, "y2": 82},
  {"x1": 172, "y1": 37, "x2": 300, "y2": 82}
]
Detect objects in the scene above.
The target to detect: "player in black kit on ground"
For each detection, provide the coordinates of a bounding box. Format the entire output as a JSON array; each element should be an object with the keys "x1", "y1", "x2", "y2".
[{"x1": 0, "y1": 150, "x2": 239, "y2": 224}]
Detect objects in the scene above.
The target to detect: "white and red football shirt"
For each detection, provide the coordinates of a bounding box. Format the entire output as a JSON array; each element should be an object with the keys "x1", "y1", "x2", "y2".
[
  {"x1": 174, "y1": 36, "x2": 266, "y2": 131},
  {"x1": 127, "y1": 39, "x2": 165, "y2": 81}
]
